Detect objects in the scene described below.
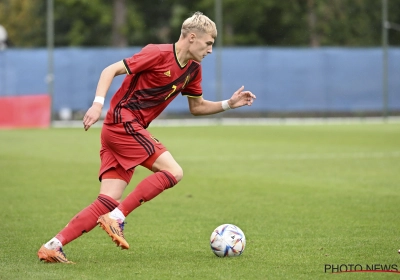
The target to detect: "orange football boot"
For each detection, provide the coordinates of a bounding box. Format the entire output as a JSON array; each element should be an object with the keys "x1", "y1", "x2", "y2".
[
  {"x1": 37, "y1": 245, "x2": 74, "y2": 264},
  {"x1": 97, "y1": 213, "x2": 129, "y2": 249}
]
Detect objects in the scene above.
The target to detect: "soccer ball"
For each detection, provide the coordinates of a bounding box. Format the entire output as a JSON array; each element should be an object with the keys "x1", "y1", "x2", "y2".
[{"x1": 210, "y1": 224, "x2": 246, "y2": 257}]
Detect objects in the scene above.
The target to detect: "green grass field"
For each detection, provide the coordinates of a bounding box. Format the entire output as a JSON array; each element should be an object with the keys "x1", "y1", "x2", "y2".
[{"x1": 1, "y1": 123, "x2": 400, "y2": 279}]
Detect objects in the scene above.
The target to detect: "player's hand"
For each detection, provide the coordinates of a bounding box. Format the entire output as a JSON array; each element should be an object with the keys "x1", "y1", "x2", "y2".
[
  {"x1": 83, "y1": 103, "x2": 102, "y2": 131},
  {"x1": 228, "y1": 86, "x2": 256, "y2": 109}
]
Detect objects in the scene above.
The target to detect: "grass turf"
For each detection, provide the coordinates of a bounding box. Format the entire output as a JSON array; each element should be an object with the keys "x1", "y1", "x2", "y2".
[{"x1": 0, "y1": 123, "x2": 399, "y2": 279}]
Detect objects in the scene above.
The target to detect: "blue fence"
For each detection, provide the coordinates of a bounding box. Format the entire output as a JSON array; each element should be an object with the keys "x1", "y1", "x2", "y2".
[{"x1": 0, "y1": 47, "x2": 399, "y2": 113}]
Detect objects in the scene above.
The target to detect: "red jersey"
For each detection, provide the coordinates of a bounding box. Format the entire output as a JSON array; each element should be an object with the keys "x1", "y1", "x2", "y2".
[{"x1": 104, "y1": 44, "x2": 203, "y2": 128}]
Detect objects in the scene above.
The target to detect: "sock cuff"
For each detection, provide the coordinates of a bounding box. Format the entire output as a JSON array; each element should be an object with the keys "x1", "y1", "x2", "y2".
[
  {"x1": 55, "y1": 234, "x2": 66, "y2": 246},
  {"x1": 97, "y1": 194, "x2": 119, "y2": 211},
  {"x1": 159, "y1": 170, "x2": 178, "y2": 188}
]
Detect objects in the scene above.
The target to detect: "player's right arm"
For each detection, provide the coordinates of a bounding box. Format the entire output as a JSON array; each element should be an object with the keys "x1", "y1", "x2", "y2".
[{"x1": 83, "y1": 61, "x2": 127, "y2": 131}]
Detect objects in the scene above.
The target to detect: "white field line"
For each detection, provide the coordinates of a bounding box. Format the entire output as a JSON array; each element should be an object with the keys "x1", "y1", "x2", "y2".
[
  {"x1": 178, "y1": 151, "x2": 400, "y2": 161},
  {"x1": 52, "y1": 117, "x2": 400, "y2": 128},
  {"x1": 262, "y1": 151, "x2": 400, "y2": 160}
]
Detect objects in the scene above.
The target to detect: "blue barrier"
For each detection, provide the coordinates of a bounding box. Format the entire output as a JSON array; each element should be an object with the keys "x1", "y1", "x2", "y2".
[{"x1": 0, "y1": 47, "x2": 399, "y2": 113}]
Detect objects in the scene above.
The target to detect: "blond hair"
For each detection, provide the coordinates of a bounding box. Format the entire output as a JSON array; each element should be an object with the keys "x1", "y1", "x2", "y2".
[{"x1": 181, "y1": 12, "x2": 217, "y2": 38}]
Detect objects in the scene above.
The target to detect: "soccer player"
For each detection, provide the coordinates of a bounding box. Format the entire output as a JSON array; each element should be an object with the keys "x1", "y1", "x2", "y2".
[{"x1": 37, "y1": 11, "x2": 256, "y2": 263}]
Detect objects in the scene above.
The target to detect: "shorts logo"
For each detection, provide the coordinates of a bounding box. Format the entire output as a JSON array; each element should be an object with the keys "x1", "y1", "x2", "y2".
[
  {"x1": 164, "y1": 70, "x2": 171, "y2": 77},
  {"x1": 150, "y1": 135, "x2": 160, "y2": 143}
]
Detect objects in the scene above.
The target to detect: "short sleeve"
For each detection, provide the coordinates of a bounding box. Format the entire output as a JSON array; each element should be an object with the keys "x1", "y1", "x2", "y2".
[
  {"x1": 123, "y1": 45, "x2": 161, "y2": 75},
  {"x1": 181, "y1": 63, "x2": 203, "y2": 98}
]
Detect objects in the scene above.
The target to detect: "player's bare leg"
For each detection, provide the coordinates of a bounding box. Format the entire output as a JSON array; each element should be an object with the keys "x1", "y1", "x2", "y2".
[{"x1": 150, "y1": 151, "x2": 184, "y2": 180}]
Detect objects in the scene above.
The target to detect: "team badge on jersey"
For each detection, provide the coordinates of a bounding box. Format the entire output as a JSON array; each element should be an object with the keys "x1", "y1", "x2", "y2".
[{"x1": 164, "y1": 70, "x2": 171, "y2": 77}]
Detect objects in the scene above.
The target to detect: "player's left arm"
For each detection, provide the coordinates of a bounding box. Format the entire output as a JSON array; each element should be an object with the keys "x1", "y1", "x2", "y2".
[{"x1": 187, "y1": 86, "x2": 256, "y2": 116}]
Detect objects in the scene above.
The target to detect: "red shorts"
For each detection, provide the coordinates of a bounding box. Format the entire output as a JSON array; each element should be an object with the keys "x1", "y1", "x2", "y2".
[{"x1": 99, "y1": 122, "x2": 167, "y2": 183}]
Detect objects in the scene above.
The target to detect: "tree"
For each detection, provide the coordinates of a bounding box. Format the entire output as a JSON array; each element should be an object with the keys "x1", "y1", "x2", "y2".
[
  {"x1": 53, "y1": 0, "x2": 112, "y2": 46},
  {"x1": 0, "y1": 0, "x2": 399, "y2": 47},
  {"x1": 0, "y1": 0, "x2": 45, "y2": 47}
]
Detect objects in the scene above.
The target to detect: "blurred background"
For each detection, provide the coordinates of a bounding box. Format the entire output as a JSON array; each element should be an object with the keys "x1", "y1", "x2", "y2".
[{"x1": 0, "y1": 0, "x2": 399, "y2": 127}]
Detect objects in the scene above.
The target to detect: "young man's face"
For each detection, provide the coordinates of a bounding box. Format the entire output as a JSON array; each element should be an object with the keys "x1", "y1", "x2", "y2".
[{"x1": 189, "y1": 32, "x2": 215, "y2": 62}]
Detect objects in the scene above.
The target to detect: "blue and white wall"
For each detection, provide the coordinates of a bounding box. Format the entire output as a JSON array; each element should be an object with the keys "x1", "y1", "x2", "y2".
[{"x1": 0, "y1": 47, "x2": 399, "y2": 113}]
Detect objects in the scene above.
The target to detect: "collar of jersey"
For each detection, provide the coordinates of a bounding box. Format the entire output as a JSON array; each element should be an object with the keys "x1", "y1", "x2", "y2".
[{"x1": 173, "y1": 43, "x2": 188, "y2": 69}]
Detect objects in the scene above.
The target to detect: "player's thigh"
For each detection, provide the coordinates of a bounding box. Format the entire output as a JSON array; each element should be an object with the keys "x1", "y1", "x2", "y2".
[
  {"x1": 151, "y1": 151, "x2": 183, "y2": 182},
  {"x1": 99, "y1": 178, "x2": 128, "y2": 202}
]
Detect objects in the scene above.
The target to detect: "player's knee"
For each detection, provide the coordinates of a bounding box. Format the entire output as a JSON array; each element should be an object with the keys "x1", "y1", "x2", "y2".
[
  {"x1": 152, "y1": 152, "x2": 183, "y2": 182},
  {"x1": 169, "y1": 165, "x2": 183, "y2": 183}
]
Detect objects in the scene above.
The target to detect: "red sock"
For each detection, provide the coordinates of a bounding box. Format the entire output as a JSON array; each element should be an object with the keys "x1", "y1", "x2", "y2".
[
  {"x1": 118, "y1": 170, "x2": 178, "y2": 217},
  {"x1": 56, "y1": 194, "x2": 118, "y2": 246}
]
